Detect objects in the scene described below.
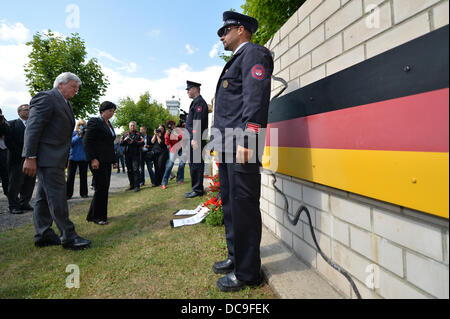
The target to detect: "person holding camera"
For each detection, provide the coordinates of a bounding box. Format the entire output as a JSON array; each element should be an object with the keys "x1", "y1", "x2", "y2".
[
  {"x1": 139, "y1": 126, "x2": 156, "y2": 186},
  {"x1": 161, "y1": 120, "x2": 185, "y2": 189},
  {"x1": 150, "y1": 124, "x2": 169, "y2": 186},
  {"x1": 66, "y1": 119, "x2": 89, "y2": 200},
  {"x1": 120, "y1": 121, "x2": 144, "y2": 192}
]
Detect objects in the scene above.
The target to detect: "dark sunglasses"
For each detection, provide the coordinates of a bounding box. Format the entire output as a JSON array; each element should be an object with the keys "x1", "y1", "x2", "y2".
[{"x1": 219, "y1": 25, "x2": 239, "y2": 37}]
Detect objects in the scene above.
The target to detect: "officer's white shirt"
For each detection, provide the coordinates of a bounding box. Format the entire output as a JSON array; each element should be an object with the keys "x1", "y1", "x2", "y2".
[{"x1": 234, "y1": 41, "x2": 249, "y2": 54}]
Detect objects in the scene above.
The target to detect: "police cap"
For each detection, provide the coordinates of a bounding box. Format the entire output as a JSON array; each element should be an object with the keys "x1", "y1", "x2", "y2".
[
  {"x1": 217, "y1": 11, "x2": 258, "y2": 37},
  {"x1": 186, "y1": 81, "x2": 201, "y2": 90}
]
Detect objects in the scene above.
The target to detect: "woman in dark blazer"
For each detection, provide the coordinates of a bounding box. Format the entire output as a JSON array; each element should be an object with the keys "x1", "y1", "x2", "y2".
[{"x1": 83, "y1": 101, "x2": 117, "y2": 225}]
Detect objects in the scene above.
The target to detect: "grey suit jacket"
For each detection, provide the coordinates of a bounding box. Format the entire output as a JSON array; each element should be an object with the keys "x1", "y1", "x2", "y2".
[{"x1": 22, "y1": 88, "x2": 75, "y2": 168}]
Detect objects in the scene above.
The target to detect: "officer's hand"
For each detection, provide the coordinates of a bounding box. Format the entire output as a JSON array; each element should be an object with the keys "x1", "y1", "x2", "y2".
[
  {"x1": 236, "y1": 145, "x2": 254, "y2": 164},
  {"x1": 191, "y1": 139, "x2": 198, "y2": 150},
  {"x1": 23, "y1": 158, "x2": 37, "y2": 177}
]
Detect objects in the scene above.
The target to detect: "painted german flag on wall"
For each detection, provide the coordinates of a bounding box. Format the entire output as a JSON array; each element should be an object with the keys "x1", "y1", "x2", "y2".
[{"x1": 264, "y1": 26, "x2": 449, "y2": 219}]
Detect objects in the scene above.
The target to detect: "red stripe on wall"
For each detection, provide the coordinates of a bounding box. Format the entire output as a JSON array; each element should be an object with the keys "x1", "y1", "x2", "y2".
[{"x1": 266, "y1": 88, "x2": 449, "y2": 152}]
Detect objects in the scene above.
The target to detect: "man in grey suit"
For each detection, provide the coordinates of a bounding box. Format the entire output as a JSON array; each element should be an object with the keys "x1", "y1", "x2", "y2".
[{"x1": 22, "y1": 72, "x2": 91, "y2": 250}]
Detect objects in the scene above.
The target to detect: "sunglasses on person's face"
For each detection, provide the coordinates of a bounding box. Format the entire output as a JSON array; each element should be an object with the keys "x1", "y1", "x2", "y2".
[{"x1": 220, "y1": 25, "x2": 239, "y2": 37}]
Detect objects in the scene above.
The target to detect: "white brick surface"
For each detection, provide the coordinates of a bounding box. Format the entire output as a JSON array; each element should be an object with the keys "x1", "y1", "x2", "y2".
[
  {"x1": 300, "y1": 65, "x2": 326, "y2": 86},
  {"x1": 332, "y1": 217, "x2": 350, "y2": 245},
  {"x1": 303, "y1": 185, "x2": 330, "y2": 212},
  {"x1": 283, "y1": 179, "x2": 302, "y2": 200},
  {"x1": 289, "y1": 18, "x2": 311, "y2": 46},
  {"x1": 366, "y1": 12, "x2": 430, "y2": 58},
  {"x1": 406, "y1": 252, "x2": 449, "y2": 299},
  {"x1": 280, "y1": 11, "x2": 299, "y2": 39},
  {"x1": 281, "y1": 44, "x2": 300, "y2": 70},
  {"x1": 311, "y1": 0, "x2": 341, "y2": 30},
  {"x1": 298, "y1": 0, "x2": 324, "y2": 23},
  {"x1": 393, "y1": 0, "x2": 440, "y2": 24},
  {"x1": 326, "y1": 0, "x2": 364, "y2": 38},
  {"x1": 317, "y1": 255, "x2": 352, "y2": 297},
  {"x1": 433, "y1": 0, "x2": 450, "y2": 29},
  {"x1": 290, "y1": 54, "x2": 312, "y2": 80},
  {"x1": 379, "y1": 269, "x2": 429, "y2": 299},
  {"x1": 330, "y1": 195, "x2": 371, "y2": 230},
  {"x1": 326, "y1": 44, "x2": 365, "y2": 75},
  {"x1": 315, "y1": 209, "x2": 332, "y2": 236},
  {"x1": 332, "y1": 241, "x2": 373, "y2": 283},
  {"x1": 373, "y1": 209, "x2": 443, "y2": 261},
  {"x1": 343, "y1": 2, "x2": 392, "y2": 50},
  {"x1": 350, "y1": 227, "x2": 404, "y2": 276},
  {"x1": 312, "y1": 34, "x2": 343, "y2": 67},
  {"x1": 300, "y1": 24, "x2": 325, "y2": 56},
  {"x1": 293, "y1": 236, "x2": 317, "y2": 267}
]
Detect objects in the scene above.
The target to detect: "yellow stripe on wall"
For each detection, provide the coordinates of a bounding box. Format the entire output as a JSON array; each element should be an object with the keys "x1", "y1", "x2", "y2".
[{"x1": 263, "y1": 147, "x2": 449, "y2": 219}]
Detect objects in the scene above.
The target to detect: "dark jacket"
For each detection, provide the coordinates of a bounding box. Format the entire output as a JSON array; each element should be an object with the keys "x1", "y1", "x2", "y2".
[
  {"x1": 0, "y1": 118, "x2": 26, "y2": 163},
  {"x1": 83, "y1": 117, "x2": 117, "y2": 164},
  {"x1": 212, "y1": 42, "x2": 273, "y2": 153},
  {"x1": 120, "y1": 131, "x2": 144, "y2": 158}
]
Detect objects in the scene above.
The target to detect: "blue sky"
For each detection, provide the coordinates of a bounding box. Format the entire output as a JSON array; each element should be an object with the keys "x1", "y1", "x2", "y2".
[{"x1": 0, "y1": 0, "x2": 245, "y2": 119}]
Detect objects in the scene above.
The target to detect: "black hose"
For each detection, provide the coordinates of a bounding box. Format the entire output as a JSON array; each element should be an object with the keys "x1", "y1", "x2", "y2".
[{"x1": 269, "y1": 172, "x2": 362, "y2": 299}]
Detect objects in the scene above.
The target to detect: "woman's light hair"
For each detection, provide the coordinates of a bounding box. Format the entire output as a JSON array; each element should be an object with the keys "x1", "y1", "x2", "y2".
[
  {"x1": 75, "y1": 119, "x2": 86, "y2": 130},
  {"x1": 53, "y1": 72, "x2": 82, "y2": 88}
]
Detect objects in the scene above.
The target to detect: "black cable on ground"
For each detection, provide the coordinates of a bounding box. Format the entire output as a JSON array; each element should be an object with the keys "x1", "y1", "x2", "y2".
[{"x1": 269, "y1": 172, "x2": 362, "y2": 299}]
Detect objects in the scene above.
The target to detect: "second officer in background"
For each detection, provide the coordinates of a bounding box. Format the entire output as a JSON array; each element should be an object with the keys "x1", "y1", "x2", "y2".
[{"x1": 185, "y1": 81, "x2": 209, "y2": 198}]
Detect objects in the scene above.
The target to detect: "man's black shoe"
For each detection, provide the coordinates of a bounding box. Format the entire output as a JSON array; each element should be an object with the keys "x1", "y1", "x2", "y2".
[
  {"x1": 62, "y1": 236, "x2": 91, "y2": 250},
  {"x1": 35, "y1": 232, "x2": 61, "y2": 247},
  {"x1": 216, "y1": 272, "x2": 264, "y2": 292},
  {"x1": 10, "y1": 209, "x2": 24, "y2": 214},
  {"x1": 126, "y1": 187, "x2": 134, "y2": 191},
  {"x1": 134, "y1": 186, "x2": 140, "y2": 192},
  {"x1": 185, "y1": 191, "x2": 203, "y2": 198},
  {"x1": 212, "y1": 258, "x2": 234, "y2": 274},
  {"x1": 20, "y1": 204, "x2": 34, "y2": 211}
]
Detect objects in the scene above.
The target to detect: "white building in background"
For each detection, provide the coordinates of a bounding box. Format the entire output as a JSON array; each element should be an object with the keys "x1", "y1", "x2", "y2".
[{"x1": 166, "y1": 97, "x2": 180, "y2": 117}]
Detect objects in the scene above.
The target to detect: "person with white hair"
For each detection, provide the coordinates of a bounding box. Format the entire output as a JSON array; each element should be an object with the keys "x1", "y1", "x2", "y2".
[{"x1": 22, "y1": 72, "x2": 91, "y2": 250}]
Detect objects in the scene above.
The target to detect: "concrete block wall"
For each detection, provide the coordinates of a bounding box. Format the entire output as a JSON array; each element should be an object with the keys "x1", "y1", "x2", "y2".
[{"x1": 262, "y1": 0, "x2": 449, "y2": 299}]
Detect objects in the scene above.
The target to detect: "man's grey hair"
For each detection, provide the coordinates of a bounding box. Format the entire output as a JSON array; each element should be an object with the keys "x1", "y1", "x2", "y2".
[
  {"x1": 17, "y1": 104, "x2": 29, "y2": 113},
  {"x1": 53, "y1": 72, "x2": 82, "y2": 88}
]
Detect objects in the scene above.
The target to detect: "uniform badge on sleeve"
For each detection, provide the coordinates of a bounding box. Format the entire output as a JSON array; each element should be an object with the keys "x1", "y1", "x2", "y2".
[
  {"x1": 223, "y1": 80, "x2": 229, "y2": 88},
  {"x1": 251, "y1": 64, "x2": 265, "y2": 80},
  {"x1": 196, "y1": 105, "x2": 202, "y2": 112},
  {"x1": 246, "y1": 122, "x2": 261, "y2": 134}
]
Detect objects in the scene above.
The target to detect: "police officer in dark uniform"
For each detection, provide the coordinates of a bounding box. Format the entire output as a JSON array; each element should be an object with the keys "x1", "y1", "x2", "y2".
[
  {"x1": 211, "y1": 11, "x2": 274, "y2": 292},
  {"x1": 185, "y1": 81, "x2": 209, "y2": 198}
]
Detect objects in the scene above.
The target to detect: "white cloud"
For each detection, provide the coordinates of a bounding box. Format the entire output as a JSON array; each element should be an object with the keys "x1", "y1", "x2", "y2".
[
  {"x1": 96, "y1": 49, "x2": 138, "y2": 74},
  {"x1": 185, "y1": 44, "x2": 198, "y2": 55},
  {"x1": 0, "y1": 43, "x2": 32, "y2": 120},
  {"x1": 209, "y1": 41, "x2": 222, "y2": 59},
  {"x1": 147, "y1": 29, "x2": 161, "y2": 38},
  {"x1": 101, "y1": 63, "x2": 223, "y2": 114},
  {"x1": 0, "y1": 21, "x2": 30, "y2": 44}
]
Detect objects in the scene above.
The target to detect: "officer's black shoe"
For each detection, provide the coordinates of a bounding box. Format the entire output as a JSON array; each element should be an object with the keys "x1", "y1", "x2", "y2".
[
  {"x1": 20, "y1": 204, "x2": 34, "y2": 211},
  {"x1": 10, "y1": 208, "x2": 24, "y2": 214},
  {"x1": 212, "y1": 258, "x2": 234, "y2": 274},
  {"x1": 134, "y1": 186, "x2": 141, "y2": 192},
  {"x1": 62, "y1": 236, "x2": 91, "y2": 250},
  {"x1": 34, "y1": 231, "x2": 61, "y2": 247},
  {"x1": 216, "y1": 272, "x2": 264, "y2": 293},
  {"x1": 185, "y1": 191, "x2": 203, "y2": 199}
]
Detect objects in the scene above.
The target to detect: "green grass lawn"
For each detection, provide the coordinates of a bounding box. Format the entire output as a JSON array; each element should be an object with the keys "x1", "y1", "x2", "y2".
[{"x1": 0, "y1": 171, "x2": 277, "y2": 299}]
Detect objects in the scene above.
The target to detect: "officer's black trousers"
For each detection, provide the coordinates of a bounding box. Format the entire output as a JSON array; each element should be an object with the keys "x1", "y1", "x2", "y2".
[{"x1": 219, "y1": 161, "x2": 262, "y2": 282}]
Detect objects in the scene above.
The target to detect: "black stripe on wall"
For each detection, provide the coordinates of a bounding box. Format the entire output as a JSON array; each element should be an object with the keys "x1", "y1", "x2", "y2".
[{"x1": 268, "y1": 25, "x2": 449, "y2": 124}]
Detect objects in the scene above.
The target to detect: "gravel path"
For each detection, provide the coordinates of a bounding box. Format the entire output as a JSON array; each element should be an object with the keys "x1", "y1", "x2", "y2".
[{"x1": 0, "y1": 170, "x2": 130, "y2": 231}]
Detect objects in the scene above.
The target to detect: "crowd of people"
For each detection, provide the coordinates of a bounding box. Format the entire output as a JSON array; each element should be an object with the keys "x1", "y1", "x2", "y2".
[{"x1": 1, "y1": 10, "x2": 273, "y2": 293}]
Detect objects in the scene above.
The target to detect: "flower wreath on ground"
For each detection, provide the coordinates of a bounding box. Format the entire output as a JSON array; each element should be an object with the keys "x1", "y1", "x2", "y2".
[{"x1": 203, "y1": 161, "x2": 223, "y2": 226}]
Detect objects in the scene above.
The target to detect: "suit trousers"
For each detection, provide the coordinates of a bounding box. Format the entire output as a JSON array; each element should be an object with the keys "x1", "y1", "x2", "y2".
[
  {"x1": 125, "y1": 155, "x2": 140, "y2": 188},
  {"x1": 219, "y1": 161, "x2": 262, "y2": 282},
  {"x1": 7, "y1": 158, "x2": 36, "y2": 210},
  {"x1": 87, "y1": 162, "x2": 111, "y2": 222},
  {"x1": 33, "y1": 167, "x2": 77, "y2": 243},
  {"x1": 66, "y1": 160, "x2": 88, "y2": 198}
]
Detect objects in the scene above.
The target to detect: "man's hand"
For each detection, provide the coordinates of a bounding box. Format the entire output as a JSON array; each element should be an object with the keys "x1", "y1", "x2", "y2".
[
  {"x1": 91, "y1": 159, "x2": 100, "y2": 170},
  {"x1": 236, "y1": 145, "x2": 254, "y2": 164},
  {"x1": 23, "y1": 158, "x2": 37, "y2": 177},
  {"x1": 113, "y1": 162, "x2": 118, "y2": 169}
]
